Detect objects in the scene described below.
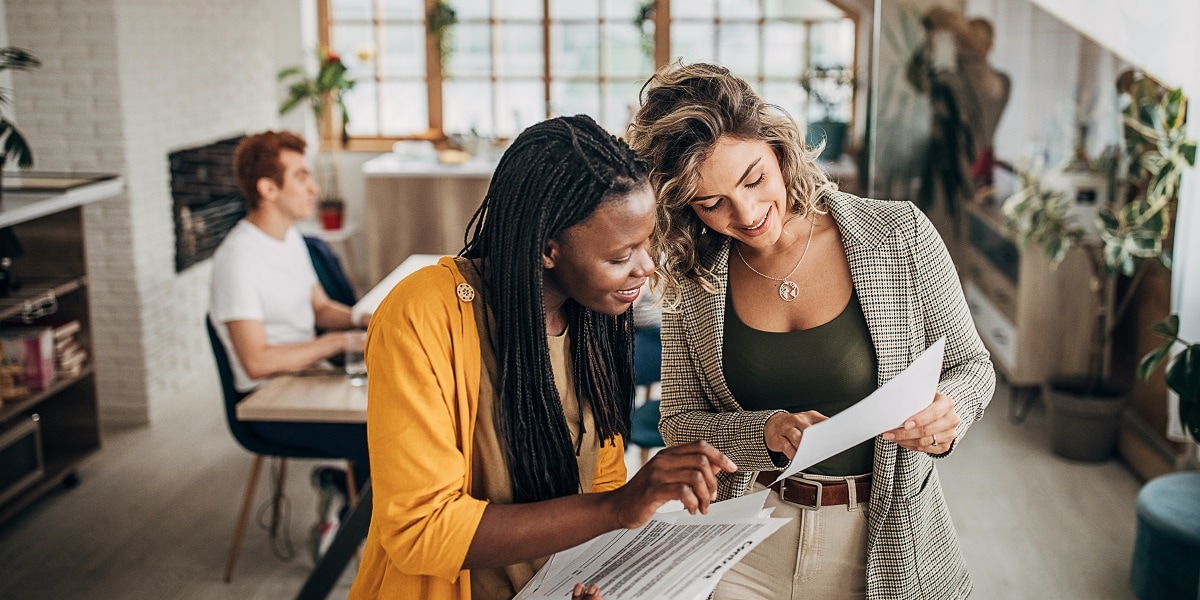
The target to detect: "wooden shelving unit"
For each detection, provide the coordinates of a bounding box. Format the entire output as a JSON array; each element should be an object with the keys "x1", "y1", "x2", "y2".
[{"x1": 0, "y1": 176, "x2": 121, "y2": 525}]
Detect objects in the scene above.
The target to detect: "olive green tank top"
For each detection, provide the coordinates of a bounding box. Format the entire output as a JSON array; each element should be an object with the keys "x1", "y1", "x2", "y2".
[{"x1": 723, "y1": 288, "x2": 878, "y2": 475}]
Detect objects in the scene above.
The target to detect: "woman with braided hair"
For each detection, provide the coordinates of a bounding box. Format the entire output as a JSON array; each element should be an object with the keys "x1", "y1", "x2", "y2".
[
  {"x1": 627, "y1": 63, "x2": 995, "y2": 599},
  {"x1": 349, "y1": 115, "x2": 735, "y2": 600}
]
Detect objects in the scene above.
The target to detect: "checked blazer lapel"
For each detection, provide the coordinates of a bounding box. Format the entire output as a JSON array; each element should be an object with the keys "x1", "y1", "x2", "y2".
[
  {"x1": 827, "y1": 192, "x2": 911, "y2": 550},
  {"x1": 678, "y1": 241, "x2": 739, "y2": 412}
]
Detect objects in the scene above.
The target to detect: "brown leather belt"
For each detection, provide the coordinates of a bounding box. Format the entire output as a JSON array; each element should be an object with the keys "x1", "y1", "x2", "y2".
[{"x1": 755, "y1": 471, "x2": 872, "y2": 511}]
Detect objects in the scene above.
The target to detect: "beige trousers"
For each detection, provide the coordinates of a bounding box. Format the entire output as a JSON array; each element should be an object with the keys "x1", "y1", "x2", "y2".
[{"x1": 714, "y1": 474, "x2": 869, "y2": 600}]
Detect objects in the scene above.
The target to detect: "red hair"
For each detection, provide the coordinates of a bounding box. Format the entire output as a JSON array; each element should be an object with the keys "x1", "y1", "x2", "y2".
[{"x1": 233, "y1": 131, "x2": 306, "y2": 210}]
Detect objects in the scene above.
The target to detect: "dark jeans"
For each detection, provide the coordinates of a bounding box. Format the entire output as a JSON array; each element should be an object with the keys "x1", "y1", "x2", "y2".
[{"x1": 246, "y1": 421, "x2": 370, "y2": 490}]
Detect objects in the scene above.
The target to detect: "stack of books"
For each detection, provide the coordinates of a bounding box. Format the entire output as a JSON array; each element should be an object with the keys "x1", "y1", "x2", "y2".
[
  {"x1": 52, "y1": 320, "x2": 87, "y2": 379},
  {"x1": 0, "y1": 326, "x2": 55, "y2": 399}
]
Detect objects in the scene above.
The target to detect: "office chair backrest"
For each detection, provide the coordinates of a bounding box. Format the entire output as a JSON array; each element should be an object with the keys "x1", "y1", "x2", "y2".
[
  {"x1": 304, "y1": 236, "x2": 356, "y2": 306},
  {"x1": 206, "y1": 316, "x2": 276, "y2": 456}
]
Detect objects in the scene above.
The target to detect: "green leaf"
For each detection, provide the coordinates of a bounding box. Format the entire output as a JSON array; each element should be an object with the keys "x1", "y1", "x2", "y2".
[
  {"x1": 1165, "y1": 345, "x2": 1200, "y2": 407},
  {"x1": 1152, "y1": 314, "x2": 1180, "y2": 338},
  {"x1": 1097, "y1": 208, "x2": 1119, "y2": 232},
  {"x1": 1181, "y1": 141, "x2": 1198, "y2": 165},
  {"x1": 1138, "y1": 339, "x2": 1175, "y2": 381},
  {"x1": 1182, "y1": 393, "x2": 1200, "y2": 444},
  {"x1": 1164, "y1": 88, "x2": 1184, "y2": 127},
  {"x1": 277, "y1": 66, "x2": 305, "y2": 81}
]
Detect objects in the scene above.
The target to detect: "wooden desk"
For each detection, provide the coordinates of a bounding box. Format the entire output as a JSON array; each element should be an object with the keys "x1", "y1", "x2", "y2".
[{"x1": 235, "y1": 373, "x2": 366, "y2": 423}]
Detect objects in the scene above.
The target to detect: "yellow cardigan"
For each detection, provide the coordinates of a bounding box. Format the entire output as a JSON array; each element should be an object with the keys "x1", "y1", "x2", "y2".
[{"x1": 349, "y1": 257, "x2": 628, "y2": 600}]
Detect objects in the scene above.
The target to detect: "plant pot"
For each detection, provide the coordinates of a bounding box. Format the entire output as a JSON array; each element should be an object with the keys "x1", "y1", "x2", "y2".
[
  {"x1": 318, "y1": 202, "x2": 344, "y2": 231},
  {"x1": 1044, "y1": 376, "x2": 1129, "y2": 462},
  {"x1": 805, "y1": 120, "x2": 849, "y2": 161}
]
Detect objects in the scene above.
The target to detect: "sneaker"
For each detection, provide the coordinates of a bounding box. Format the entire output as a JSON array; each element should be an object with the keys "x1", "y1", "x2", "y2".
[{"x1": 309, "y1": 467, "x2": 347, "y2": 563}]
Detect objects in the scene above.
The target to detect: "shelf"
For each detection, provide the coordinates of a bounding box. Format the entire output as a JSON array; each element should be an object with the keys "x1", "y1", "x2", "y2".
[
  {"x1": 0, "y1": 365, "x2": 94, "y2": 423},
  {"x1": 0, "y1": 175, "x2": 123, "y2": 229},
  {"x1": 0, "y1": 276, "x2": 86, "y2": 323}
]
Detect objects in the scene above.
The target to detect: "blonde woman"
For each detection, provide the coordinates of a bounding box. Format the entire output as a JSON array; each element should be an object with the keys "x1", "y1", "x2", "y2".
[{"x1": 627, "y1": 63, "x2": 995, "y2": 599}]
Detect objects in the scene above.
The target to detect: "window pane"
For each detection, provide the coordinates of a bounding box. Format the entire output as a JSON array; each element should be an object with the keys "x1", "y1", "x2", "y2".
[
  {"x1": 447, "y1": 23, "x2": 492, "y2": 77},
  {"x1": 603, "y1": 80, "x2": 642, "y2": 133},
  {"x1": 551, "y1": 24, "x2": 600, "y2": 78},
  {"x1": 496, "y1": 0, "x2": 541, "y2": 20},
  {"x1": 764, "y1": 0, "x2": 844, "y2": 21},
  {"x1": 760, "y1": 80, "x2": 805, "y2": 126},
  {"x1": 344, "y1": 80, "x2": 380, "y2": 137},
  {"x1": 717, "y1": 0, "x2": 761, "y2": 21},
  {"x1": 716, "y1": 23, "x2": 760, "y2": 75},
  {"x1": 379, "y1": 0, "x2": 421, "y2": 21},
  {"x1": 550, "y1": 0, "x2": 599, "y2": 20},
  {"x1": 605, "y1": 18, "x2": 651, "y2": 78},
  {"x1": 672, "y1": 0, "x2": 714, "y2": 21},
  {"x1": 497, "y1": 24, "x2": 543, "y2": 77},
  {"x1": 763, "y1": 22, "x2": 804, "y2": 78},
  {"x1": 605, "y1": 0, "x2": 640, "y2": 21},
  {"x1": 332, "y1": 0, "x2": 373, "y2": 21},
  {"x1": 379, "y1": 80, "x2": 429, "y2": 135},
  {"x1": 551, "y1": 80, "x2": 600, "y2": 121},
  {"x1": 381, "y1": 24, "x2": 426, "y2": 76},
  {"x1": 443, "y1": 79, "x2": 494, "y2": 134},
  {"x1": 810, "y1": 20, "x2": 854, "y2": 68},
  {"x1": 332, "y1": 24, "x2": 377, "y2": 79},
  {"x1": 671, "y1": 22, "x2": 716, "y2": 64},
  {"x1": 453, "y1": 0, "x2": 490, "y2": 20},
  {"x1": 495, "y1": 80, "x2": 545, "y2": 137}
]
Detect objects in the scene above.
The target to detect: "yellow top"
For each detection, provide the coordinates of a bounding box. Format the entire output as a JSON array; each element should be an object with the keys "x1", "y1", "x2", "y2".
[{"x1": 349, "y1": 257, "x2": 628, "y2": 600}]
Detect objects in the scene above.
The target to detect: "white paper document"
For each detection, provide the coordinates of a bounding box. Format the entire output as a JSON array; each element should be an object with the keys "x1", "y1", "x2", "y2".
[
  {"x1": 515, "y1": 491, "x2": 788, "y2": 600},
  {"x1": 350, "y1": 254, "x2": 441, "y2": 324},
  {"x1": 774, "y1": 337, "x2": 946, "y2": 483}
]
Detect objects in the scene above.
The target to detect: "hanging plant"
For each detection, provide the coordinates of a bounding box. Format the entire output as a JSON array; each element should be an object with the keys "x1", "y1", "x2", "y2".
[
  {"x1": 634, "y1": 0, "x2": 656, "y2": 63},
  {"x1": 428, "y1": 1, "x2": 458, "y2": 74}
]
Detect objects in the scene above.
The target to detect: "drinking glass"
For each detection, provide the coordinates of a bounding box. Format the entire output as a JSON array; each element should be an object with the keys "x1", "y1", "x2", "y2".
[{"x1": 344, "y1": 330, "x2": 367, "y2": 386}]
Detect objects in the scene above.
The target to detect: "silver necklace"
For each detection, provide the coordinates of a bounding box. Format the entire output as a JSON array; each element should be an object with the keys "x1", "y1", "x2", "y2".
[{"x1": 734, "y1": 215, "x2": 817, "y2": 302}]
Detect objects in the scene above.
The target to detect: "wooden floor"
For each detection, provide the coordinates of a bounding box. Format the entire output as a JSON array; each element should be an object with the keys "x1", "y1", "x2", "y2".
[{"x1": 0, "y1": 374, "x2": 1142, "y2": 599}]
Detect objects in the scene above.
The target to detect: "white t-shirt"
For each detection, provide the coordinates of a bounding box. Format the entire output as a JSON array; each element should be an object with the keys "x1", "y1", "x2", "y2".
[{"x1": 210, "y1": 219, "x2": 318, "y2": 392}]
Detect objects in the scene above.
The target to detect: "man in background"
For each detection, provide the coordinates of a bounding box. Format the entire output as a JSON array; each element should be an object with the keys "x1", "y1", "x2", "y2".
[{"x1": 209, "y1": 131, "x2": 369, "y2": 529}]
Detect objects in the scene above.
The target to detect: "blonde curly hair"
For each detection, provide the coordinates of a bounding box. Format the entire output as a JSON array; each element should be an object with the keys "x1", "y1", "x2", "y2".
[{"x1": 626, "y1": 62, "x2": 837, "y2": 308}]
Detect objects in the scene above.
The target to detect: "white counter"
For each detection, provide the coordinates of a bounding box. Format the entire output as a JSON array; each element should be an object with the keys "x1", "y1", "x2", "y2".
[
  {"x1": 0, "y1": 177, "x2": 124, "y2": 228},
  {"x1": 362, "y1": 153, "x2": 499, "y2": 179}
]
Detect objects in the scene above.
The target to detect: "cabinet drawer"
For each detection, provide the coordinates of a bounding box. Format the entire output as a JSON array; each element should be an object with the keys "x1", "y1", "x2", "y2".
[
  {"x1": 965, "y1": 281, "x2": 1018, "y2": 375},
  {"x1": 0, "y1": 414, "x2": 43, "y2": 507}
]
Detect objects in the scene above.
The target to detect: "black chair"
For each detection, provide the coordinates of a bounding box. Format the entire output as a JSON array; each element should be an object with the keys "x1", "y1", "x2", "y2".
[
  {"x1": 207, "y1": 318, "x2": 359, "y2": 582},
  {"x1": 304, "y1": 236, "x2": 356, "y2": 307}
]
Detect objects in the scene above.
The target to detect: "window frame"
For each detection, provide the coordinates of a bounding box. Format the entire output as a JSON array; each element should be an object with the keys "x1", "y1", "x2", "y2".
[{"x1": 319, "y1": 0, "x2": 857, "y2": 151}]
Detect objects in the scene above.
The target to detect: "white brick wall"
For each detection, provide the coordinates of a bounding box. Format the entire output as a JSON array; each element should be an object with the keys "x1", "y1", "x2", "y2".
[{"x1": 7, "y1": 0, "x2": 279, "y2": 424}]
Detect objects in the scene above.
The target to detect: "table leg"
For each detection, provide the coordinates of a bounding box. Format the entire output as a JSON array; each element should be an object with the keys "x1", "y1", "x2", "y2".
[
  {"x1": 296, "y1": 481, "x2": 372, "y2": 600},
  {"x1": 1008, "y1": 385, "x2": 1040, "y2": 424}
]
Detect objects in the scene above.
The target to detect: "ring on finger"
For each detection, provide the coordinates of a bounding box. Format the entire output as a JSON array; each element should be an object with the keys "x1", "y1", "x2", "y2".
[{"x1": 931, "y1": 433, "x2": 939, "y2": 447}]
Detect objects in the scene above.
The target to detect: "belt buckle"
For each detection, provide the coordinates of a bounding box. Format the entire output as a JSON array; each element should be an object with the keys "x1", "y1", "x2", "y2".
[{"x1": 779, "y1": 477, "x2": 822, "y2": 511}]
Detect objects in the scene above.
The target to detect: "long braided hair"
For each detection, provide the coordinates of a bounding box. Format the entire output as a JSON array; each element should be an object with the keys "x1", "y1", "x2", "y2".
[{"x1": 462, "y1": 115, "x2": 649, "y2": 504}]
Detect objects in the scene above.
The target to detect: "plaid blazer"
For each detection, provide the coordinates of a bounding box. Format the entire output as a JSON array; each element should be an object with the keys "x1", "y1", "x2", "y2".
[{"x1": 659, "y1": 192, "x2": 995, "y2": 599}]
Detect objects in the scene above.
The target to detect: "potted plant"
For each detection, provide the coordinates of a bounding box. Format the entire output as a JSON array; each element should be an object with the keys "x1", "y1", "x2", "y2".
[
  {"x1": 0, "y1": 47, "x2": 40, "y2": 202},
  {"x1": 278, "y1": 48, "x2": 356, "y2": 228},
  {"x1": 1004, "y1": 73, "x2": 1197, "y2": 460},
  {"x1": 317, "y1": 198, "x2": 345, "y2": 231},
  {"x1": 1139, "y1": 314, "x2": 1200, "y2": 446},
  {"x1": 800, "y1": 66, "x2": 854, "y2": 161}
]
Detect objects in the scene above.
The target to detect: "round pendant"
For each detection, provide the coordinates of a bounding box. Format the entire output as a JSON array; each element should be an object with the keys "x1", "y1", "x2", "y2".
[{"x1": 779, "y1": 280, "x2": 799, "y2": 302}]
